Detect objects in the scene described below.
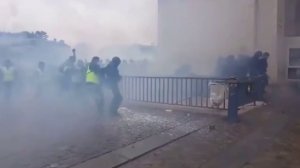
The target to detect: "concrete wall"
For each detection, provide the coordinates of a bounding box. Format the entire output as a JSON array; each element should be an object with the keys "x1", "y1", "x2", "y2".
[
  {"x1": 281, "y1": 0, "x2": 300, "y2": 82},
  {"x1": 254, "y1": 0, "x2": 280, "y2": 82},
  {"x1": 285, "y1": 37, "x2": 300, "y2": 81},
  {"x1": 157, "y1": 0, "x2": 295, "y2": 82},
  {"x1": 277, "y1": 0, "x2": 287, "y2": 82},
  {"x1": 157, "y1": 0, "x2": 257, "y2": 75}
]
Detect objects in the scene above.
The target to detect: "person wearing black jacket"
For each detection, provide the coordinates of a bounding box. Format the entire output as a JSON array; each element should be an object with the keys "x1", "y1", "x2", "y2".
[{"x1": 105, "y1": 57, "x2": 122, "y2": 115}]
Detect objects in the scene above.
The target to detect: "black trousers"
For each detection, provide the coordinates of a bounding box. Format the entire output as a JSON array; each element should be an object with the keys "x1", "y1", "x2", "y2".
[
  {"x1": 86, "y1": 83, "x2": 104, "y2": 112},
  {"x1": 108, "y1": 83, "x2": 123, "y2": 114}
]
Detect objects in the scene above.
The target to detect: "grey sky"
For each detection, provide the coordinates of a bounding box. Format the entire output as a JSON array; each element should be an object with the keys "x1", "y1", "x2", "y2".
[{"x1": 0, "y1": 0, "x2": 157, "y2": 53}]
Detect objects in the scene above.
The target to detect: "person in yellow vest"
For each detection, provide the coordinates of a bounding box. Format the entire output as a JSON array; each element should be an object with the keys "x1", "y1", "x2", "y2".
[
  {"x1": 86, "y1": 56, "x2": 104, "y2": 113},
  {"x1": 0, "y1": 59, "x2": 16, "y2": 101}
]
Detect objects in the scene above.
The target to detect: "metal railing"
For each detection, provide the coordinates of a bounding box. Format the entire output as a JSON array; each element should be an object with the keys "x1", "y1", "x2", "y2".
[
  {"x1": 121, "y1": 76, "x2": 229, "y2": 110},
  {"x1": 120, "y1": 76, "x2": 266, "y2": 123}
]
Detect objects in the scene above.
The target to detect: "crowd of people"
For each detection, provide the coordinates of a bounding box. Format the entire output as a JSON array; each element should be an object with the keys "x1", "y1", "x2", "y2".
[
  {"x1": 216, "y1": 50, "x2": 270, "y2": 101},
  {"x1": 0, "y1": 49, "x2": 270, "y2": 115},
  {"x1": 216, "y1": 51, "x2": 269, "y2": 80},
  {"x1": 0, "y1": 49, "x2": 123, "y2": 116}
]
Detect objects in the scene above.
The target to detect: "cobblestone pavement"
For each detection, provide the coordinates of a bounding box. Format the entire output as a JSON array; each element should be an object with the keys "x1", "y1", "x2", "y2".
[
  {"x1": 120, "y1": 88, "x2": 300, "y2": 168},
  {"x1": 0, "y1": 99, "x2": 217, "y2": 168},
  {"x1": 120, "y1": 109, "x2": 258, "y2": 168},
  {"x1": 2, "y1": 87, "x2": 298, "y2": 168}
]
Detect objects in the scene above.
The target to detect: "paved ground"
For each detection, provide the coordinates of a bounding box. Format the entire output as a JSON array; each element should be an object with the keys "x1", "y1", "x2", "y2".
[
  {"x1": 120, "y1": 87, "x2": 300, "y2": 168},
  {"x1": 239, "y1": 88, "x2": 300, "y2": 168},
  {"x1": 120, "y1": 108, "x2": 260, "y2": 168},
  {"x1": 0, "y1": 97, "x2": 218, "y2": 168},
  {"x1": 1, "y1": 86, "x2": 300, "y2": 168},
  {"x1": 247, "y1": 118, "x2": 300, "y2": 168}
]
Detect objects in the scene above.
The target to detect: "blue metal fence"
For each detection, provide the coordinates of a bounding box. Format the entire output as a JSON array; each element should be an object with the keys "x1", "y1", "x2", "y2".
[
  {"x1": 121, "y1": 76, "x2": 264, "y2": 123},
  {"x1": 121, "y1": 76, "x2": 228, "y2": 110}
]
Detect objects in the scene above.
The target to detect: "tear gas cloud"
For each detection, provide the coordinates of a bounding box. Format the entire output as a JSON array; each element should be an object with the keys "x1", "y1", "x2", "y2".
[
  {"x1": 0, "y1": 1, "x2": 158, "y2": 165},
  {"x1": 0, "y1": 1, "x2": 287, "y2": 167},
  {"x1": 0, "y1": 0, "x2": 263, "y2": 77},
  {"x1": 0, "y1": 0, "x2": 157, "y2": 57},
  {"x1": 157, "y1": 0, "x2": 257, "y2": 76}
]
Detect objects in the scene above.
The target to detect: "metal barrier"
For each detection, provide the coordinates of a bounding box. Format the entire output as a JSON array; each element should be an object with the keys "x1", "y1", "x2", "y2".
[
  {"x1": 121, "y1": 76, "x2": 228, "y2": 110},
  {"x1": 121, "y1": 76, "x2": 263, "y2": 123},
  {"x1": 227, "y1": 77, "x2": 265, "y2": 122}
]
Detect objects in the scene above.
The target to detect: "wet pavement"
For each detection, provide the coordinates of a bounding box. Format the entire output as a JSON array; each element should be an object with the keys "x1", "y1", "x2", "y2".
[
  {"x1": 0, "y1": 99, "x2": 217, "y2": 168},
  {"x1": 120, "y1": 88, "x2": 300, "y2": 168},
  {"x1": 238, "y1": 92, "x2": 300, "y2": 168},
  {"x1": 119, "y1": 106, "x2": 283, "y2": 168},
  {"x1": 120, "y1": 111, "x2": 257, "y2": 168},
  {"x1": 1, "y1": 87, "x2": 299, "y2": 168},
  {"x1": 72, "y1": 119, "x2": 213, "y2": 168},
  {"x1": 244, "y1": 119, "x2": 300, "y2": 168}
]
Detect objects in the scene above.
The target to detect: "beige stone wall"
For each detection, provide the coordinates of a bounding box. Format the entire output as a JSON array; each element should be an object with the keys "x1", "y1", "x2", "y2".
[
  {"x1": 277, "y1": 0, "x2": 287, "y2": 82},
  {"x1": 157, "y1": 0, "x2": 291, "y2": 83},
  {"x1": 255, "y1": 0, "x2": 279, "y2": 82},
  {"x1": 157, "y1": 0, "x2": 257, "y2": 75}
]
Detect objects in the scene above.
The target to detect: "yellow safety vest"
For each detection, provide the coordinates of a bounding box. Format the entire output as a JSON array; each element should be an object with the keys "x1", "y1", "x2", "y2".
[
  {"x1": 2, "y1": 67, "x2": 15, "y2": 82},
  {"x1": 86, "y1": 66, "x2": 100, "y2": 84}
]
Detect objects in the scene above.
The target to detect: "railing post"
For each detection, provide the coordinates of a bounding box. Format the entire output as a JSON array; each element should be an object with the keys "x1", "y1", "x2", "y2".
[{"x1": 228, "y1": 79, "x2": 239, "y2": 123}]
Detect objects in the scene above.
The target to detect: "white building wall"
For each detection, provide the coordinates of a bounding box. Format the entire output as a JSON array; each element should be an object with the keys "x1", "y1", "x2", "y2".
[
  {"x1": 277, "y1": 0, "x2": 287, "y2": 82},
  {"x1": 157, "y1": 0, "x2": 289, "y2": 83},
  {"x1": 158, "y1": 0, "x2": 257, "y2": 75},
  {"x1": 255, "y1": 0, "x2": 280, "y2": 82}
]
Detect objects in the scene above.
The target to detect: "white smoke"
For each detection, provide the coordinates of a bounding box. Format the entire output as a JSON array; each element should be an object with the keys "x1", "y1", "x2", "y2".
[
  {"x1": 0, "y1": 0, "x2": 157, "y2": 56},
  {"x1": 157, "y1": 0, "x2": 257, "y2": 76}
]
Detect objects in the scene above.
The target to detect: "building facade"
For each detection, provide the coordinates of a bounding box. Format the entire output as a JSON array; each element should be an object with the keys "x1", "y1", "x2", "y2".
[{"x1": 158, "y1": 0, "x2": 300, "y2": 83}]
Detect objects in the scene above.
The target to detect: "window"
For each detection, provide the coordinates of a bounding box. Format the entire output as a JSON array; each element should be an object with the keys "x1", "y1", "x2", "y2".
[
  {"x1": 288, "y1": 68, "x2": 300, "y2": 79},
  {"x1": 288, "y1": 48, "x2": 300, "y2": 79},
  {"x1": 289, "y1": 48, "x2": 300, "y2": 66}
]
